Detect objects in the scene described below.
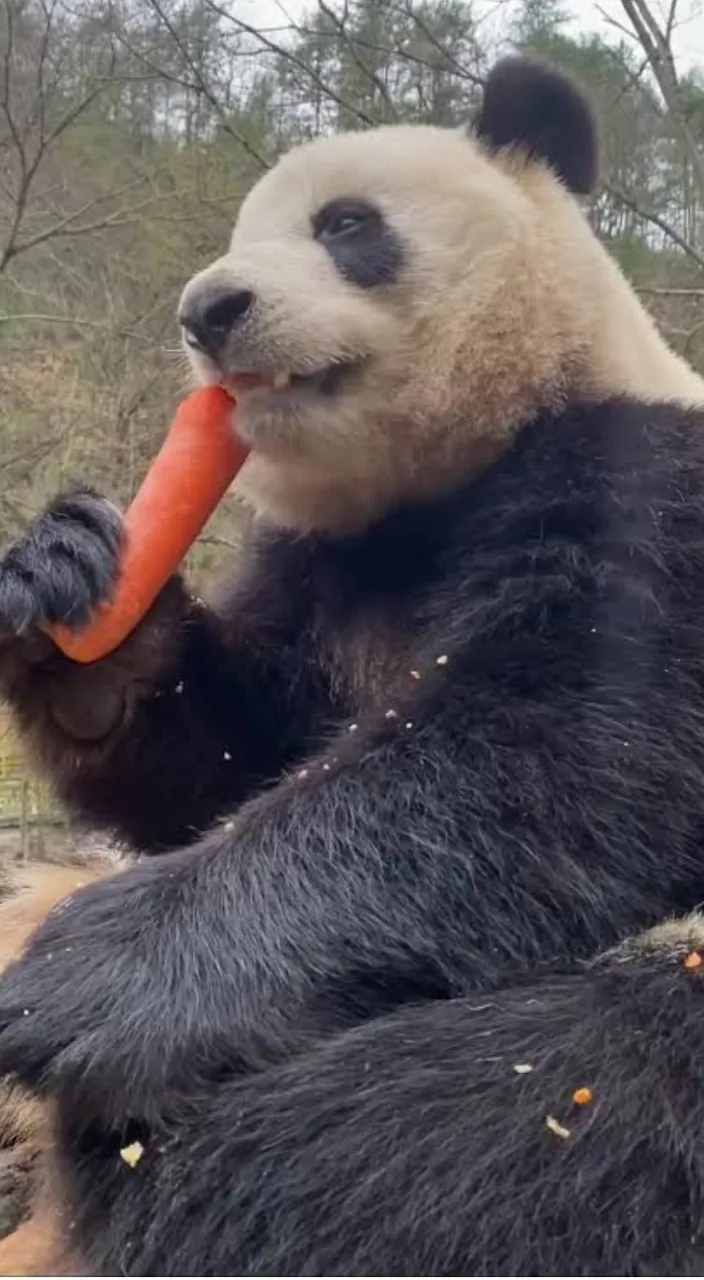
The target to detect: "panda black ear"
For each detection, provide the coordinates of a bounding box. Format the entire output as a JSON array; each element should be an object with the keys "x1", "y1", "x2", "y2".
[{"x1": 474, "y1": 56, "x2": 598, "y2": 195}]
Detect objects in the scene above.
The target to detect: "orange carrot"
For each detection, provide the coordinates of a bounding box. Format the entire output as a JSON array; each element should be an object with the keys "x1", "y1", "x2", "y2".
[{"x1": 48, "y1": 385, "x2": 247, "y2": 664}]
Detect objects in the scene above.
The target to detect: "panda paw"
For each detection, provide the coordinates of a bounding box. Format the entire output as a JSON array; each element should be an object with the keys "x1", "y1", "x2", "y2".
[{"x1": 0, "y1": 490, "x2": 123, "y2": 639}]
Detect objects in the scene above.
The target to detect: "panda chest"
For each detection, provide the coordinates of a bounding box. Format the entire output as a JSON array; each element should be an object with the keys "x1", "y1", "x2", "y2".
[{"x1": 319, "y1": 607, "x2": 421, "y2": 714}]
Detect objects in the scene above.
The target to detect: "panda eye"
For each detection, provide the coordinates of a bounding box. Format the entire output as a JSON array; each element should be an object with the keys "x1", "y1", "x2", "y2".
[
  {"x1": 329, "y1": 212, "x2": 363, "y2": 236},
  {"x1": 312, "y1": 198, "x2": 401, "y2": 289},
  {"x1": 313, "y1": 200, "x2": 378, "y2": 242}
]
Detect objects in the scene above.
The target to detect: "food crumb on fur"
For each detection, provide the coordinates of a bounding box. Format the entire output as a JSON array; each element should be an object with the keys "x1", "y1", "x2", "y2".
[
  {"x1": 545, "y1": 1115, "x2": 570, "y2": 1140},
  {"x1": 572, "y1": 1086, "x2": 593, "y2": 1105},
  {"x1": 119, "y1": 1141, "x2": 145, "y2": 1169}
]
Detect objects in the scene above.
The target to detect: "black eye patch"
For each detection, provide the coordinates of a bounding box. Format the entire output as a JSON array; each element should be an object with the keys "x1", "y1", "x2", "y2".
[{"x1": 312, "y1": 198, "x2": 403, "y2": 289}]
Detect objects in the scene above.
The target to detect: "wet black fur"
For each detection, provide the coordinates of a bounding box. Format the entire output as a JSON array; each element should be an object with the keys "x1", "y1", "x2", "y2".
[
  {"x1": 3, "y1": 397, "x2": 704, "y2": 1272},
  {"x1": 476, "y1": 56, "x2": 599, "y2": 194}
]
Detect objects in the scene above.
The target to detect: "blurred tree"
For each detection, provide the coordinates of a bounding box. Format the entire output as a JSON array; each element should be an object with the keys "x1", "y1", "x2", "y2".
[{"x1": 1, "y1": 0, "x2": 704, "y2": 576}]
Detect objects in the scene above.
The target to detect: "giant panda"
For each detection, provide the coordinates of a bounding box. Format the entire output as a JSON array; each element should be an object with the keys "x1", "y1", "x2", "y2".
[{"x1": 2, "y1": 53, "x2": 704, "y2": 1277}]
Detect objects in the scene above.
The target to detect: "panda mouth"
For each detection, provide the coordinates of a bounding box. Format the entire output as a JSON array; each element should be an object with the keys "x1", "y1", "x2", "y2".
[{"x1": 226, "y1": 360, "x2": 361, "y2": 401}]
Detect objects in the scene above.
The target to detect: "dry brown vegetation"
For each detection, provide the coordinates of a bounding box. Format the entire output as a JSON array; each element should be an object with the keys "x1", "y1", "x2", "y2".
[{"x1": 1, "y1": 0, "x2": 704, "y2": 581}]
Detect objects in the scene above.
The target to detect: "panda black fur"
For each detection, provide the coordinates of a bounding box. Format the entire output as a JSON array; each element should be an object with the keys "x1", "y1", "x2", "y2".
[{"x1": 2, "y1": 56, "x2": 704, "y2": 1277}]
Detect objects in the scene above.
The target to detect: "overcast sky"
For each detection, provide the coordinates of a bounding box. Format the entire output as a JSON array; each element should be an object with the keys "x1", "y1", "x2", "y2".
[
  {"x1": 541, "y1": 0, "x2": 704, "y2": 69},
  {"x1": 244, "y1": 0, "x2": 704, "y2": 72},
  {"x1": 478, "y1": 1, "x2": 704, "y2": 69}
]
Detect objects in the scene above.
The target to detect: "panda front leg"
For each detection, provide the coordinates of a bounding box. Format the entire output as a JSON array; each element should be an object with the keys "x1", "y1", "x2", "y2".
[
  {"x1": 60, "y1": 917, "x2": 704, "y2": 1277},
  {"x1": 0, "y1": 704, "x2": 470, "y2": 1128},
  {"x1": 0, "y1": 490, "x2": 321, "y2": 852},
  {"x1": 0, "y1": 859, "x2": 118, "y2": 1277}
]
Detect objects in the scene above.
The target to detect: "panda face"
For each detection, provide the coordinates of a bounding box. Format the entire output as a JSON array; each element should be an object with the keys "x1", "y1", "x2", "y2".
[
  {"x1": 179, "y1": 122, "x2": 560, "y2": 531},
  {"x1": 181, "y1": 125, "x2": 531, "y2": 437},
  {"x1": 176, "y1": 59, "x2": 618, "y2": 533}
]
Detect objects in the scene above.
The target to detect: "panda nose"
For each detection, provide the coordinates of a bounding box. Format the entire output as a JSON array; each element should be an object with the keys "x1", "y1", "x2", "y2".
[{"x1": 179, "y1": 287, "x2": 254, "y2": 356}]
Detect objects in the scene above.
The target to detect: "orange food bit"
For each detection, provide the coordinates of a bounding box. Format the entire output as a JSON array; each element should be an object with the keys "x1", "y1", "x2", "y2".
[
  {"x1": 683, "y1": 951, "x2": 703, "y2": 970},
  {"x1": 572, "y1": 1086, "x2": 593, "y2": 1106}
]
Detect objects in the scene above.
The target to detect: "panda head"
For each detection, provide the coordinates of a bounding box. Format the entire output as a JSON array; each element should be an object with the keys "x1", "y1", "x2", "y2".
[{"x1": 179, "y1": 57, "x2": 699, "y2": 534}]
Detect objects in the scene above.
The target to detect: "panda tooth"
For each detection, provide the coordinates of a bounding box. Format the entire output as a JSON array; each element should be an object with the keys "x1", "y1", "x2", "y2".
[{"x1": 272, "y1": 370, "x2": 291, "y2": 390}]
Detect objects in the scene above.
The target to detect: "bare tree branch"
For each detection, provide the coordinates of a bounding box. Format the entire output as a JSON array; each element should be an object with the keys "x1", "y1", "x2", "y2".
[
  {"x1": 0, "y1": 6, "x2": 135, "y2": 275},
  {"x1": 618, "y1": 0, "x2": 704, "y2": 209},
  {"x1": 317, "y1": 0, "x2": 397, "y2": 116},
  {"x1": 401, "y1": 0, "x2": 484, "y2": 87},
  {"x1": 198, "y1": 0, "x2": 381, "y2": 126},
  {"x1": 637, "y1": 286, "x2": 704, "y2": 295},
  {"x1": 0, "y1": 312, "x2": 171, "y2": 343},
  {"x1": 117, "y1": 1, "x2": 273, "y2": 169},
  {"x1": 605, "y1": 181, "x2": 704, "y2": 269}
]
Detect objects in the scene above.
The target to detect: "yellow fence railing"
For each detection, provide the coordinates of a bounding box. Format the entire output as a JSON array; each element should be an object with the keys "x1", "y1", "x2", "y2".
[{"x1": 0, "y1": 706, "x2": 65, "y2": 837}]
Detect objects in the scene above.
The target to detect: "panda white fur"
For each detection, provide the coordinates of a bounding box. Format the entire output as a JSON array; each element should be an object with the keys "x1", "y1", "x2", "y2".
[{"x1": 2, "y1": 55, "x2": 704, "y2": 1276}]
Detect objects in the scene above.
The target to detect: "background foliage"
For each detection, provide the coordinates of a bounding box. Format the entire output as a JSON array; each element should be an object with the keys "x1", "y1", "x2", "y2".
[{"x1": 1, "y1": 0, "x2": 703, "y2": 579}]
